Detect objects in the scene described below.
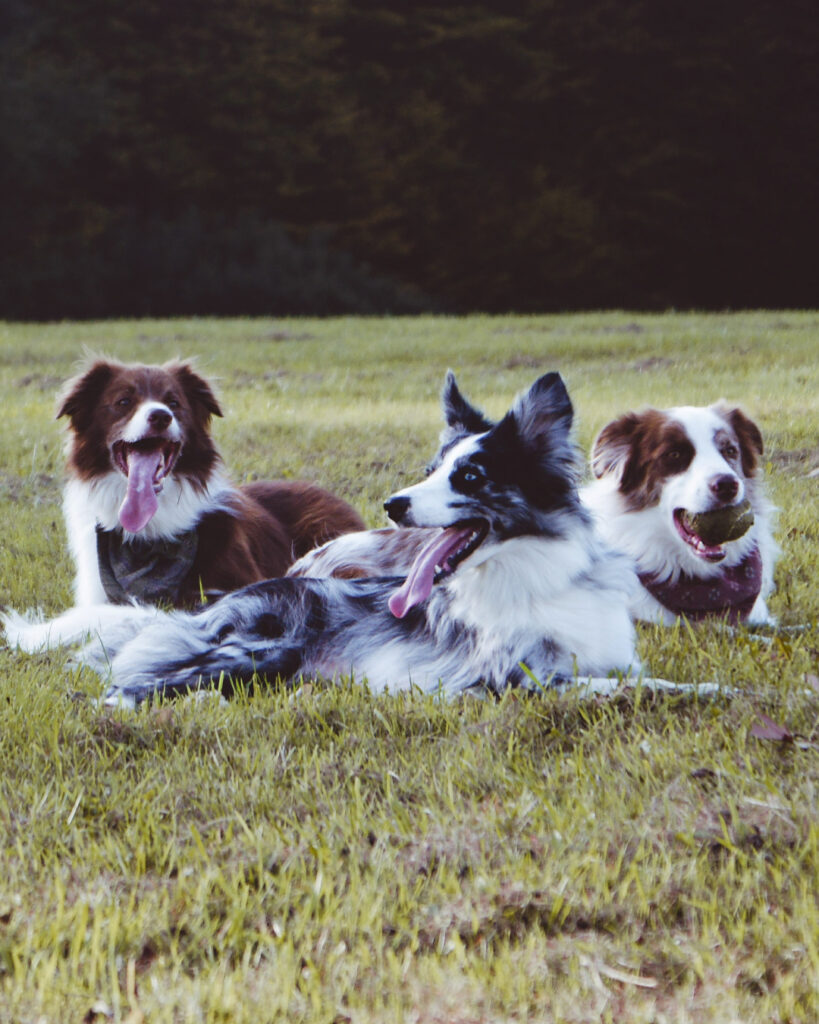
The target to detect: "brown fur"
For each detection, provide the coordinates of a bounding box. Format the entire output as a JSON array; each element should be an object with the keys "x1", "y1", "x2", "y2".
[
  {"x1": 244, "y1": 481, "x2": 366, "y2": 562},
  {"x1": 591, "y1": 404, "x2": 762, "y2": 512},
  {"x1": 713, "y1": 403, "x2": 764, "y2": 477},
  {"x1": 592, "y1": 410, "x2": 691, "y2": 509},
  {"x1": 59, "y1": 358, "x2": 365, "y2": 605},
  {"x1": 59, "y1": 360, "x2": 222, "y2": 487}
]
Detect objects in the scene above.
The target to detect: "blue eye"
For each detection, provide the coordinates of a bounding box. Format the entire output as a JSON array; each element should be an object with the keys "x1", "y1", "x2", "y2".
[{"x1": 453, "y1": 464, "x2": 485, "y2": 492}]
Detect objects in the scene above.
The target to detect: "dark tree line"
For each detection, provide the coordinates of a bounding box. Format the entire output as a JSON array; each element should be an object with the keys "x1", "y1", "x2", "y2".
[{"x1": 1, "y1": 0, "x2": 816, "y2": 318}]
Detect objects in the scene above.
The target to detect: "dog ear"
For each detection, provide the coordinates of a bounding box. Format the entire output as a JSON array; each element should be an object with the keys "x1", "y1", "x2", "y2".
[
  {"x1": 440, "y1": 371, "x2": 494, "y2": 438},
  {"x1": 438, "y1": 371, "x2": 494, "y2": 450},
  {"x1": 170, "y1": 362, "x2": 223, "y2": 419},
  {"x1": 508, "y1": 372, "x2": 574, "y2": 445},
  {"x1": 57, "y1": 360, "x2": 116, "y2": 430},
  {"x1": 713, "y1": 402, "x2": 763, "y2": 476},
  {"x1": 591, "y1": 412, "x2": 644, "y2": 480},
  {"x1": 488, "y1": 373, "x2": 575, "y2": 473}
]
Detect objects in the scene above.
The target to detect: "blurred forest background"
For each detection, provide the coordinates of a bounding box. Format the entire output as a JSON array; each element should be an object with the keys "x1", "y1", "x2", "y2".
[{"x1": 1, "y1": 0, "x2": 816, "y2": 319}]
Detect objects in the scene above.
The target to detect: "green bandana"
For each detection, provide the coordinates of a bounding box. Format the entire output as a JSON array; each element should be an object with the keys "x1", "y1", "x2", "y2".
[{"x1": 96, "y1": 526, "x2": 199, "y2": 606}]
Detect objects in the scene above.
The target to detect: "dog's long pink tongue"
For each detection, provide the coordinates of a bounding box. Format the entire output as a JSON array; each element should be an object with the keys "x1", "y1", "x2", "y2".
[
  {"x1": 388, "y1": 527, "x2": 473, "y2": 618},
  {"x1": 118, "y1": 450, "x2": 162, "y2": 532}
]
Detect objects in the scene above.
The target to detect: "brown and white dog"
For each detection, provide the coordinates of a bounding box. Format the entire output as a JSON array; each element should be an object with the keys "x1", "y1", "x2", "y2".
[
  {"x1": 581, "y1": 403, "x2": 777, "y2": 625},
  {"x1": 290, "y1": 401, "x2": 777, "y2": 627},
  {"x1": 4, "y1": 358, "x2": 364, "y2": 649}
]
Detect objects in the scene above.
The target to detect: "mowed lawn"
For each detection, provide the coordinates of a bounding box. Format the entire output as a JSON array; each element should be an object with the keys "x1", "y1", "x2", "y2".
[{"x1": 0, "y1": 312, "x2": 817, "y2": 1023}]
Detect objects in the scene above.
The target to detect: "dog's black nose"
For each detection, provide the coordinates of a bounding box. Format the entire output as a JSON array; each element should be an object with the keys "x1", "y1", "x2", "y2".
[
  {"x1": 710, "y1": 474, "x2": 739, "y2": 503},
  {"x1": 148, "y1": 408, "x2": 172, "y2": 431},
  {"x1": 384, "y1": 495, "x2": 411, "y2": 524}
]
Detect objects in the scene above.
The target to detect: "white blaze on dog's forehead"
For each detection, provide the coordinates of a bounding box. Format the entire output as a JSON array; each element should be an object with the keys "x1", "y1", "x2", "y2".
[
  {"x1": 666, "y1": 406, "x2": 737, "y2": 453},
  {"x1": 112, "y1": 400, "x2": 183, "y2": 533},
  {"x1": 410, "y1": 433, "x2": 485, "y2": 490},
  {"x1": 120, "y1": 401, "x2": 182, "y2": 444},
  {"x1": 648, "y1": 406, "x2": 747, "y2": 558},
  {"x1": 439, "y1": 431, "x2": 485, "y2": 467}
]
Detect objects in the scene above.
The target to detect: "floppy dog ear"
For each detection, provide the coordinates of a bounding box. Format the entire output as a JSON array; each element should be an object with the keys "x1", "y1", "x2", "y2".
[
  {"x1": 440, "y1": 371, "x2": 494, "y2": 441},
  {"x1": 57, "y1": 360, "x2": 116, "y2": 430},
  {"x1": 713, "y1": 402, "x2": 763, "y2": 477},
  {"x1": 170, "y1": 362, "x2": 223, "y2": 420},
  {"x1": 591, "y1": 412, "x2": 643, "y2": 480}
]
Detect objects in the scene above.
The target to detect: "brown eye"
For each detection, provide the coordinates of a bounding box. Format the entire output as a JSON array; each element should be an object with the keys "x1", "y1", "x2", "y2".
[
  {"x1": 722, "y1": 443, "x2": 739, "y2": 460},
  {"x1": 661, "y1": 439, "x2": 693, "y2": 473},
  {"x1": 115, "y1": 395, "x2": 132, "y2": 408}
]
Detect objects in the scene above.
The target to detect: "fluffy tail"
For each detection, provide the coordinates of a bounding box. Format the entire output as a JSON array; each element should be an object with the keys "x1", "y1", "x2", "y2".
[
  {"x1": 2, "y1": 603, "x2": 160, "y2": 654},
  {"x1": 88, "y1": 584, "x2": 316, "y2": 707},
  {"x1": 87, "y1": 616, "x2": 232, "y2": 707}
]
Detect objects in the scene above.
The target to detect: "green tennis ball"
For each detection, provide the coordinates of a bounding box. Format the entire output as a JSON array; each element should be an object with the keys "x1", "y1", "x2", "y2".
[{"x1": 684, "y1": 499, "x2": 754, "y2": 546}]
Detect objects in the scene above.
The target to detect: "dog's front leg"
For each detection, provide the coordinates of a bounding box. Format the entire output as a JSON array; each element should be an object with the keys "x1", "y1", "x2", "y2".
[{"x1": 554, "y1": 674, "x2": 727, "y2": 700}]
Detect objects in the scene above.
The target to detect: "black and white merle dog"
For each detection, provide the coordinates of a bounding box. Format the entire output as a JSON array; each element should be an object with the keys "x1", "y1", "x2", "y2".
[
  {"x1": 41, "y1": 373, "x2": 648, "y2": 707},
  {"x1": 292, "y1": 400, "x2": 778, "y2": 629}
]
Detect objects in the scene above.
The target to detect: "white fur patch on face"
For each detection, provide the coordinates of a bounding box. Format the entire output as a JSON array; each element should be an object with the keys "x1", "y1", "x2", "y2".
[
  {"x1": 120, "y1": 402, "x2": 182, "y2": 443},
  {"x1": 660, "y1": 406, "x2": 744, "y2": 515},
  {"x1": 392, "y1": 434, "x2": 486, "y2": 527},
  {"x1": 583, "y1": 402, "x2": 777, "y2": 598}
]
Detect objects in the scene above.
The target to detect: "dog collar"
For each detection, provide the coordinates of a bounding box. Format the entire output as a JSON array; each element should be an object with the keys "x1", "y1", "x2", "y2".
[
  {"x1": 638, "y1": 546, "x2": 762, "y2": 623},
  {"x1": 96, "y1": 526, "x2": 199, "y2": 606}
]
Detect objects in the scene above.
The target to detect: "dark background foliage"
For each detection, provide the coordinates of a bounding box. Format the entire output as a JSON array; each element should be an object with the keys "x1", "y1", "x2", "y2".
[{"x1": 1, "y1": 0, "x2": 816, "y2": 318}]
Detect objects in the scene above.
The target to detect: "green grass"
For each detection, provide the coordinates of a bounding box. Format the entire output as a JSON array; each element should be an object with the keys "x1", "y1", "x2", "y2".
[{"x1": 0, "y1": 312, "x2": 818, "y2": 1022}]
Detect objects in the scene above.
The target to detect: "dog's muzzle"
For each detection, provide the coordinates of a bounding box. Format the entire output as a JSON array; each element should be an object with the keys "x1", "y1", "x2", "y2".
[{"x1": 384, "y1": 495, "x2": 411, "y2": 525}]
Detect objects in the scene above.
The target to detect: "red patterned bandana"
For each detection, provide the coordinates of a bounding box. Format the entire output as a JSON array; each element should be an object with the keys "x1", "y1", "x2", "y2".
[{"x1": 638, "y1": 546, "x2": 762, "y2": 623}]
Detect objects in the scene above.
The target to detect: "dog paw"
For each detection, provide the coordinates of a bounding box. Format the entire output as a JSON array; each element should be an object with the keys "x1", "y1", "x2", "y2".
[{"x1": 100, "y1": 689, "x2": 138, "y2": 711}]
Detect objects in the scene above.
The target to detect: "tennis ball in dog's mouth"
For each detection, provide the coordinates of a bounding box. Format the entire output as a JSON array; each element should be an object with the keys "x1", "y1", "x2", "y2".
[{"x1": 683, "y1": 499, "x2": 754, "y2": 546}]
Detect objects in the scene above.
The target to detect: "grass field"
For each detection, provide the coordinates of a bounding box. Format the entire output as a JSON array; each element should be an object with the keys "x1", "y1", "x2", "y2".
[{"x1": 0, "y1": 312, "x2": 818, "y2": 1023}]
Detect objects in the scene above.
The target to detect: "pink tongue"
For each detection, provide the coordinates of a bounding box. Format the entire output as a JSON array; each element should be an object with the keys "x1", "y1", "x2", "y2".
[
  {"x1": 388, "y1": 526, "x2": 474, "y2": 618},
  {"x1": 118, "y1": 449, "x2": 162, "y2": 532}
]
